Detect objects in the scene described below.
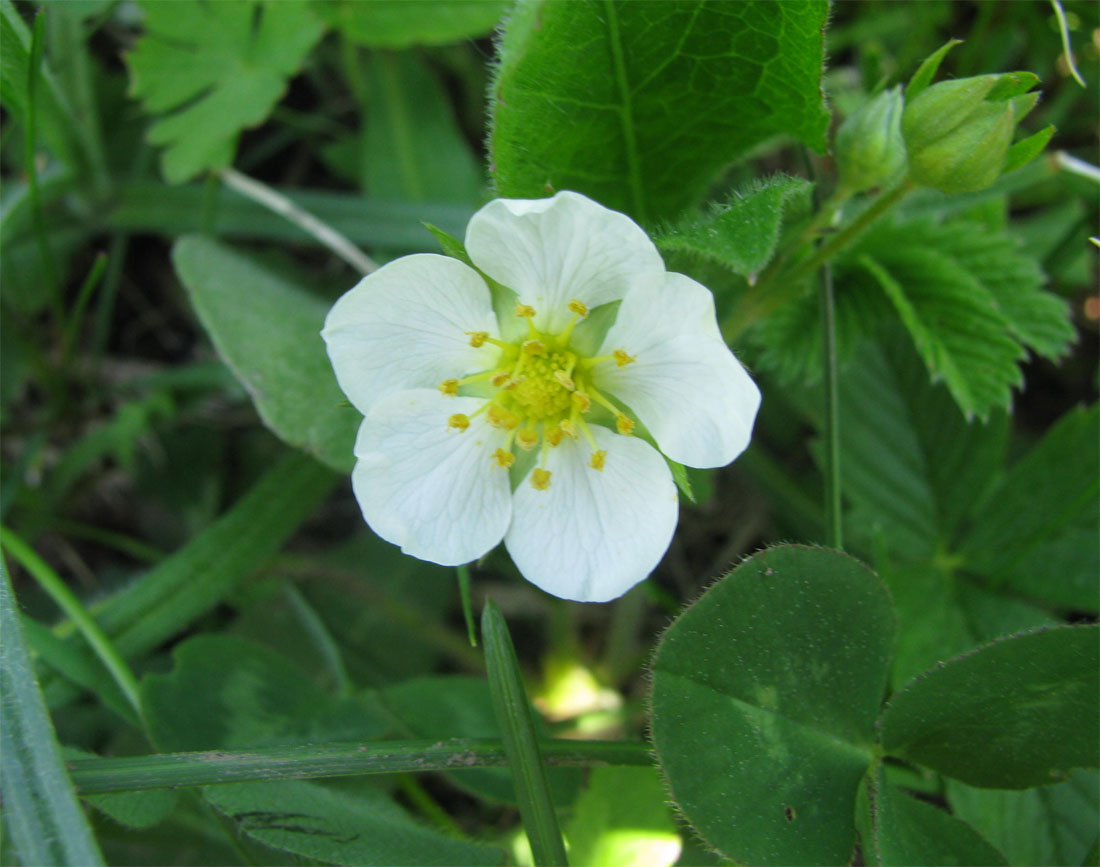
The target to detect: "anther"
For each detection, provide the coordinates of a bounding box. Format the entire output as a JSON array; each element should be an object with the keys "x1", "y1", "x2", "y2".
[
  {"x1": 531, "y1": 468, "x2": 552, "y2": 490},
  {"x1": 616, "y1": 414, "x2": 635, "y2": 435},
  {"x1": 571, "y1": 391, "x2": 591, "y2": 413},
  {"x1": 490, "y1": 372, "x2": 510, "y2": 387},
  {"x1": 567, "y1": 299, "x2": 589, "y2": 317},
  {"x1": 559, "y1": 418, "x2": 578, "y2": 439},
  {"x1": 516, "y1": 428, "x2": 539, "y2": 451},
  {"x1": 487, "y1": 405, "x2": 520, "y2": 430},
  {"x1": 613, "y1": 349, "x2": 636, "y2": 367},
  {"x1": 515, "y1": 303, "x2": 536, "y2": 319},
  {"x1": 467, "y1": 331, "x2": 489, "y2": 348},
  {"x1": 553, "y1": 370, "x2": 575, "y2": 390},
  {"x1": 522, "y1": 339, "x2": 547, "y2": 356},
  {"x1": 492, "y1": 448, "x2": 515, "y2": 468},
  {"x1": 448, "y1": 413, "x2": 470, "y2": 432},
  {"x1": 545, "y1": 426, "x2": 565, "y2": 447},
  {"x1": 439, "y1": 378, "x2": 459, "y2": 397},
  {"x1": 589, "y1": 450, "x2": 607, "y2": 471}
]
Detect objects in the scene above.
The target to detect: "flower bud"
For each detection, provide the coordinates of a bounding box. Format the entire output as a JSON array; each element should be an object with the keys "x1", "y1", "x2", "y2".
[
  {"x1": 834, "y1": 87, "x2": 907, "y2": 194},
  {"x1": 902, "y1": 72, "x2": 1039, "y2": 193}
]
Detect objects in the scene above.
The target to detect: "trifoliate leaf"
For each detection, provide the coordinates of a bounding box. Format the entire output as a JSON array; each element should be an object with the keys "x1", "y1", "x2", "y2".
[
  {"x1": 656, "y1": 175, "x2": 812, "y2": 279},
  {"x1": 127, "y1": 0, "x2": 324, "y2": 183}
]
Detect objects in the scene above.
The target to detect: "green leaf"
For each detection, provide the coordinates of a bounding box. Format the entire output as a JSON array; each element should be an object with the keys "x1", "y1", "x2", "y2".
[
  {"x1": 490, "y1": 0, "x2": 829, "y2": 223},
  {"x1": 649, "y1": 545, "x2": 894, "y2": 866},
  {"x1": 202, "y1": 779, "x2": 503, "y2": 866},
  {"x1": 564, "y1": 766, "x2": 681, "y2": 867},
  {"x1": 656, "y1": 175, "x2": 812, "y2": 278},
  {"x1": 0, "y1": 559, "x2": 105, "y2": 866},
  {"x1": 961, "y1": 404, "x2": 1099, "y2": 611},
  {"x1": 858, "y1": 766, "x2": 1007, "y2": 866},
  {"x1": 946, "y1": 771, "x2": 1100, "y2": 867},
  {"x1": 377, "y1": 675, "x2": 581, "y2": 806},
  {"x1": 315, "y1": 0, "x2": 507, "y2": 48},
  {"x1": 127, "y1": 0, "x2": 324, "y2": 183},
  {"x1": 881, "y1": 625, "x2": 1100, "y2": 789},
  {"x1": 482, "y1": 599, "x2": 568, "y2": 866},
  {"x1": 172, "y1": 234, "x2": 358, "y2": 472}
]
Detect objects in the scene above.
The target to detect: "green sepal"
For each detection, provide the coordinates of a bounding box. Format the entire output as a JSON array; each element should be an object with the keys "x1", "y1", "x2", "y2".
[
  {"x1": 1003, "y1": 124, "x2": 1055, "y2": 175},
  {"x1": 905, "y1": 38, "x2": 963, "y2": 101}
]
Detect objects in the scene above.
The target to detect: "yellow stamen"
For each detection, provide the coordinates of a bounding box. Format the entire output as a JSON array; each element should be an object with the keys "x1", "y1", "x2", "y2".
[
  {"x1": 523, "y1": 339, "x2": 547, "y2": 356},
  {"x1": 467, "y1": 331, "x2": 489, "y2": 348},
  {"x1": 531, "y1": 468, "x2": 552, "y2": 490},
  {"x1": 448, "y1": 413, "x2": 470, "y2": 431},
  {"x1": 616, "y1": 415, "x2": 635, "y2": 435},
  {"x1": 439, "y1": 378, "x2": 459, "y2": 396},
  {"x1": 577, "y1": 416, "x2": 598, "y2": 449},
  {"x1": 568, "y1": 299, "x2": 588, "y2": 318},
  {"x1": 545, "y1": 426, "x2": 565, "y2": 447},
  {"x1": 487, "y1": 404, "x2": 520, "y2": 430},
  {"x1": 571, "y1": 391, "x2": 591, "y2": 413},
  {"x1": 613, "y1": 349, "x2": 636, "y2": 367},
  {"x1": 559, "y1": 418, "x2": 578, "y2": 439},
  {"x1": 490, "y1": 371, "x2": 511, "y2": 387},
  {"x1": 515, "y1": 303, "x2": 536, "y2": 319},
  {"x1": 516, "y1": 428, "x2": 539, "y2": 451},
  {"x1": 492, "y1": 448, "x2": 515, "y2": 468},
  {"x1": 553, "y1": 370, "x2": 575, "y2": 390},
  {"x1": 589, "y1": 450, "x2": 607, "y2": 471}
]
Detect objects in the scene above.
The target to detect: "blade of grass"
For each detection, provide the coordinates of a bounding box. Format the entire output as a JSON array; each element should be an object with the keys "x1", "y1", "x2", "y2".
[
  {"x1": 0, "y1": 558, "x2": 106, "y2": 866},
  {"x1": 68, "y1": 738, "x2": 653, "y2": 794},
  {"x1": 456, "y1": 564, "x2": 477, "y2": 647},
  {"x1": 282, "y1": 582, "x2": 353, "y2": 697},
  {"x1": 1, "y1": 525, "x2": 142, "y2": 716},
  {"x1": 61, "y1": 251, "x2": 107, "y2": 367},
  {"x1": 482, "y1": 599, "x2": 569, "y2": 866}
]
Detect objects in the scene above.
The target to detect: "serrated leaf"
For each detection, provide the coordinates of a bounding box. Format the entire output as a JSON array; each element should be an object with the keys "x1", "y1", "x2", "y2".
[
  {"x1": 946, "y1": 771, "x2": 1100, "y2": 867},
  {"x1": 172, "y1": 235, "x2": 358, "y2": 472},
  {"x1": 656, "y1": 175, "x2": 812, "y2": 278},
  {"x1": 491, "y1": 0, "x2": 829, "y2": 223},
  {"x1": 0, "y1": 561, "x2": 105, "y2": 866},
  {"x1": 315, "y1": 0, "x2": 507, "y2": 48},
  {"x1": 650, "y1": 545, "x2": 894, "y2": 866},
  {"x1": 127, "y1": 0, "x2": 324, "y2": 183},
  {"x1": 881, "y1": 625, "x2": 1100, "y2": 789},
  {"x1": 858, "y1": 767, "x2": 1008, "y2": 866}
]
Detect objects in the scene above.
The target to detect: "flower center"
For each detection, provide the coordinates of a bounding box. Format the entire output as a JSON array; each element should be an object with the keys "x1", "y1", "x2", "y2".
[{"x1": 440, "y1": 300, "x2": 637, "y2": 490}]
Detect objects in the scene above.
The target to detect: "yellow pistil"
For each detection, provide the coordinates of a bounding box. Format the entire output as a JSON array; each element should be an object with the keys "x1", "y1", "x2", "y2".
[
  {"x1": 439, "y1": 378, "x2": 459, "y2": 396},
  {"x1": 568, "y1": 299, "x2": 588, "y2": 317},
  {"x1": 531, "y1": 468, "x2": 552, "y2": 490},
  {"x1": 589, "y1": 450, "x2": 607, "y2": 471},
  {"x1": 492, "y1": 448, "x2": 515, "y2": 468},
  {"x1": 448, "y1": 413, "x2": 470, "y2": 431},
  {"x1": 517, "y1": 428, "x2": 539, "y2": 451},
  {"x1": 613, "y1": 349, "x2": 636, "y2": 367}
]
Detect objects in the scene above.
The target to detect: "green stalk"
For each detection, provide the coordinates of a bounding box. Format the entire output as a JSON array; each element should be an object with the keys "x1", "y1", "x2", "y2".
[
  {"x1": 282, "y1": 582, "x2": 353, "y2": 696},
  {"x1": 0, "y1": 527, "x2": 141, "y2": 717},
  {"x1": 819, "y1": 261, "x2": 843, "y2": 550},
  {"x1": 482, "y1": 600, "x2": 568, "y2": 866},
  {"x1": 456, "y1": 564, "x2": 477, "y2": 647},
  {"x1": 68, "y1": 738, "x2": 653, "y2": 795}
]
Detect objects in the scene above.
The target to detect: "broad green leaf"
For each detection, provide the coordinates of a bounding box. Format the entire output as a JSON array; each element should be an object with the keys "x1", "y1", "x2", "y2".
[
  {"x1": 202, "y1": 779, "x2": 502, "y2": 866},
  {"x1": 881, "y1": 626, "x2": 1100, "y2": 789},
  {"x1": 127, "y1": 0, "x2": 324, "y2": 182},
  {"x1": 564, "y1": 766, "x2": 681, "y2": 867},
  {"x1": 491, "y1": 0, "x2": 829, "y2": 223},
  {"x1": 656, "y1": 175, "x2": 812, "y2": 278},
  {"x1": 42, "y1": 452, "x2": 336, "y2": 707},
  {"x1": 0, "y1": 0, "x2": 78, "y2": 166},
  {"x1": 858, "y1": 767, "x2": 1007, "y2": 866},
  {"x1": 377, "y1": 675, "x2": 581, "y2": 805},
  {"x1": 946, "y1": 771, "x2": 1100, "y2": 867},
  {"x1": 961, "y1": 404, "x2": 1099, "y2": 611},
  {"x1": 142, "y1": 635, "x2": 385, "y2": 752},
  {"x1": 650, "y1": 545, "x2": 894, "y2": 866},
  {"x1": 315, "y1": 0, "x2": 507, "y2": 47},
  {"x1": 109, "y1": 182, "x2": 472, "y2": 250},
  {"x1": 0, "y1": 560, "x2": 105, "y2": 866},
  {"x1": 172, "y1": 234, "x2": 358, "y2": 472}
]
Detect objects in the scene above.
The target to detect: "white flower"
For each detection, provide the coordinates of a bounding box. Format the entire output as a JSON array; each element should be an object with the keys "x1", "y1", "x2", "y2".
[{"x1": 322, "y1": 191, "x2": 761, "y2": 603}]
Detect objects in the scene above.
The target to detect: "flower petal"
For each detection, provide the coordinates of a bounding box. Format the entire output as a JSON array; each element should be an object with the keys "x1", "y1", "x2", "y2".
[
  {"x1": 594, "y1": 272, "x2": 761, "y2": 468},
  {"x1": 352, "y1": 390, "x2": 512, "y2": 566},
  {"x1": 465, "y1": 191, "x2": 665, "y2": 333},
  {"x1": 505, "y1": 427, "x2": 678, "y2": 602},
  {"x1": 322, "y1": 254, "x2": 499, "y2": 414}
]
